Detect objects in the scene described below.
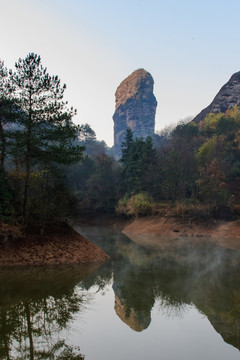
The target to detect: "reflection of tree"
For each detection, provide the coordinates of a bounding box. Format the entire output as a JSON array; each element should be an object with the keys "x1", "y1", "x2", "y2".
[
  {"x1": 0, "y1": 264, "x2": 102, "y2": 359},
  {"x1": 192, "y1": 263, "x2": 240, "y2": 350},
  {"x1": 152, "y1": 247, "x2": 240, "y2": 350},
  {"x1": 0, "y1": 309, "x2": 11, "y2": 360},
  {"x1": 0, "y1": 295, "x2": 85, "y2": 360},
  {"x1": 80, "y1": 260, "x2": 112, "y2": 292}
]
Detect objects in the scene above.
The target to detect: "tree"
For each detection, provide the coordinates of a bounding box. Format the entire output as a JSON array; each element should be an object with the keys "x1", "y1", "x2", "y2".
[
  {"x1": 121, "y1": 128, "x2": 134, "y2": 164},
  {"x1": 120, "y1": 129, "x2": 157, "y2": 195},
  {"x1": 195, "y1": 108, "x2": 240, "y2": 205},
  {"x1": 0, "y1": 167, "x2": 14, "y2": 222},
  {"x1": 78, "y1": 123, "x2": 96, "y2": 143},
  {"x1": 10, "y1": 53, "x2": 84, "y2": 223},
  {"x1": 0, "y1": 60, "x2": 16, "y2": 169},
  {"x1": 0, "y1": 60, "x2": 9, "y2": 168},
  {"x1": 158, "y1": 122, "x2": 200, "y2": 203},
  {"x1": 120, "y1": 129, "x2": 137, "y2": 194},
  {"x1": 84, "y1": 154, "x2": 120, "y2": 212},
  {"x1": 77, "y1": 123, "x2": 107, "y2": 156}
]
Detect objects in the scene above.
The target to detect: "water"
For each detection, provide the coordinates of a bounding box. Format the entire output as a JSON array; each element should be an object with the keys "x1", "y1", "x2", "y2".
[{"x1": 0, "y1": 224, "x2": 240, "y2": 359}]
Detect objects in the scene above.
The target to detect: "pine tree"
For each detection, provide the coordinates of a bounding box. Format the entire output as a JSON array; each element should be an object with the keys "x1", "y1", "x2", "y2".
[
  {"x1": 120, "y1": 129, "x2": 136, "y2": 194},
  {"x1": 120, "y1": 128, "x2": 134, "y2": 164},
  {"x1": 120, "y1": 129, "x2": 157, "y2": 195},
  {"x1": 0, "y1": 60, "x2": 16, "y2": 168},
  {"x1": 10, "y1": 53, "x2": 84, "y2": 222}
]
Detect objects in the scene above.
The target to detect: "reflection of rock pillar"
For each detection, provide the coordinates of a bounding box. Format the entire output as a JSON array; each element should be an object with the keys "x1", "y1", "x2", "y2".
[
  {"x1": 113, "y1": 68, "x2": 157, "y2": 159},
  {"x1": 114, "y1": 295, "x2": 151, "y2": 332}
]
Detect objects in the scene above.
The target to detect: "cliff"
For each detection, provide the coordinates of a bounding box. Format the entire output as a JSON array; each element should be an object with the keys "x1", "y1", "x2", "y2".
[
  {"x1": 113, "y1": 68, "x2": 157, "y2": 159},
  {"x1": 193, "y1": 71, "x2": 240, "y2": 123}
]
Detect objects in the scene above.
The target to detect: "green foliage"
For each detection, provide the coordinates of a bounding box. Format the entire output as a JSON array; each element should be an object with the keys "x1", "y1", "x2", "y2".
[
  {"x1": 7, "y1": 53, "x2": 84, "y2": 222},
  {"x1": 200, "y1": 112, "x2": 224, "y2": 136},
  {"x1": 83, "y1": 154, "x2": 120, "y2": 212},
  {"x1": 158, "y1": 122, "x2": 200, "y2": 203},
  {"x1": 67, "y1": 155, "x2": 95, "y2": 196},
  {"x1": 195, "y1": 107, "x2": 240, "y2": 206},
  {"x1": 0, "y1": 53, "x2": 87, "y2": 226},
  {"x1": 120, "y1": 129, "x2": 157, "y2": 195},
  {"x1": 116, "y1": 192, "x2": 154, "y2": 216},
  {"x1": 10, "y1": 53, "x2": 84, "y2": 166},
  {"x1": 78, "y1": 123, "x2": 107, "y2": 156},
  {"x1": 173, "y1": 121, "x2": 199, "y2": 138},
  {"x1": 0, "y1": 60, "x2": 17, "y2": 168},
  {"x1": 67, "y1": 153, "x2": 120, "y2": 213},
  {"x1": 27, "y1": 168, "x2": 79, "y2": 226},
  {"x1": 196, "y1": 137, "x2": 217, "y2": 166},
  {"x1": 79, "y1": 123, "x2": 97, "y2": 143},
  {"x1": 200, "y1": 107, "x2": 240, "y2": 137}
]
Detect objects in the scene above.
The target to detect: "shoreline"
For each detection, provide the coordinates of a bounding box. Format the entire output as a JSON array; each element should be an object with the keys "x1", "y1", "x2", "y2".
[
  {"x1": 122, "y1": 215, "x2": 240, "y2": 251},
  {"x1": 0, "y1": 222, "x2": 109, "y2": 268},
  {"x1": 1, "y1": 214, "x2": 240, "y2": 268}
]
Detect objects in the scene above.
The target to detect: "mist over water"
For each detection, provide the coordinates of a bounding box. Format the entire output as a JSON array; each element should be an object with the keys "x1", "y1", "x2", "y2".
[{"x1": 0, "y1": 224, "x2": 240, "y2": 359}]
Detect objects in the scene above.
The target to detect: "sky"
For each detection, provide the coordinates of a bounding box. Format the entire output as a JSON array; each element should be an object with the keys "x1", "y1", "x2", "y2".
[{"x1": 1, "y1": 0, "x2": 240, "y2": 146}]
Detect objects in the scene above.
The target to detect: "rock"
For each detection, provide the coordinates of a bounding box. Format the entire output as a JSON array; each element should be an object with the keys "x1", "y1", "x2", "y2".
[
  {"x1": 113, "y1": 68, "x2": 157, "y2": 159},
  {"x1": 193, "y1": 71, "x2": 240, "y2": 123}
]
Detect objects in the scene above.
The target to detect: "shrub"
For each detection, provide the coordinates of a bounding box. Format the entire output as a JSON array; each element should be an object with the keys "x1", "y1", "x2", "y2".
[{"x1": 116, "y1": 192, "x2": 154, "y2": 216}]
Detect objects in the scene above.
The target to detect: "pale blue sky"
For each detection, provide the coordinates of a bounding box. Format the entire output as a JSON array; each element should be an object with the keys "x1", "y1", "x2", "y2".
[{"x1": 1, "y1": 0, "x2": 240, "y2": 146}]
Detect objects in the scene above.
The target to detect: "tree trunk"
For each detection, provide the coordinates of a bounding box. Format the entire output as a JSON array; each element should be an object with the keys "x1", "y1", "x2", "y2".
[
  {"x1": 23, "y1": 96, "x2": 32, "y2": 224},
  {"x1": 25, "y1": 302, "x2": 34, "y2": 360},
  {"x1": 23, "y1": 154, "x2": 31, "y2": 223}
]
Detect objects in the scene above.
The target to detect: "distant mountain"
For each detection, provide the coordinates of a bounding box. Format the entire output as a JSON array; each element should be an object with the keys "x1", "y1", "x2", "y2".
[{"x1": 192, "y1": 71, "x2": 240, "y2": 123}]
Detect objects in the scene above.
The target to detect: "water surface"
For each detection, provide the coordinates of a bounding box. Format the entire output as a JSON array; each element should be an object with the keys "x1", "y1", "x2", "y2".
[{"x1": 0, "y1": 224, "x2": 240, "y2": 359}]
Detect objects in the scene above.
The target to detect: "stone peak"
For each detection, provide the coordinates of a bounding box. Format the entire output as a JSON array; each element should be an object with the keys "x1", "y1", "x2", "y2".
[
  {"x1": 228, "y1": 70, "x2": 240, "y2": 81},
  {"x1": 115, "y1": 68, "x2": 154, "y2": 108},
  {"x1": 192, "y1": 70, "x2": 240, "y2": 124}
]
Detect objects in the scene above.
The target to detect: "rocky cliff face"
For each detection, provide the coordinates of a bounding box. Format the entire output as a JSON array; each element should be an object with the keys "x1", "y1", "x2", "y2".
[
  {"x1": 113, "y1": 69, "x2": 157, "y2": 158},
  {"x1": 193, "y1": 71, "x2": 240, "y2": 123}
]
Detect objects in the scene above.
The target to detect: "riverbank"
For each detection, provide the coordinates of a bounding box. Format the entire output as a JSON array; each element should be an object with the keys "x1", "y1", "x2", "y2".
[
  {"x1": 122, "y1": 215, "x2": 240, "y2": 251},
  {"x1": 3, "y1": 213, "x2": 240, "y2": 268},
  {"x1": 0, "y1": 223, "x2": 109, "y2": 267}
]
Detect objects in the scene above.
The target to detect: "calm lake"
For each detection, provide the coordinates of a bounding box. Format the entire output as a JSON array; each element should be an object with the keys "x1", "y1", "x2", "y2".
[{"x1": 0, "y1": 223, "x2": 240, "y2": 360}]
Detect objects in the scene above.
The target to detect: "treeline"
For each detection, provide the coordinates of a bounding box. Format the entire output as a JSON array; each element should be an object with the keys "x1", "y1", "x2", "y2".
[{"x1": 67, "y1": 106, "x2": 240, "y2": 219}]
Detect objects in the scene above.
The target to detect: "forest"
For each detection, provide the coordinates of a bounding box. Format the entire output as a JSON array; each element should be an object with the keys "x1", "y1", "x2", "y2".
[{"x1": 1, "y1": 53, "x2": 240, "y2": 240}]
